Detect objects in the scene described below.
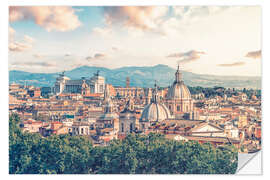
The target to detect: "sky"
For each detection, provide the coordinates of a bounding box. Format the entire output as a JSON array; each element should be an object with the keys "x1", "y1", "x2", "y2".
[{"x1": 8, "y1": 6, "x2": 261, "y2": 76}]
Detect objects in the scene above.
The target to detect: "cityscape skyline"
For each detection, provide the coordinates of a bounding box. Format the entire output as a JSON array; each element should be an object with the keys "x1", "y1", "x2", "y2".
[{"x1": 9, "y1": 6, "x2": 261, "y2": 76}]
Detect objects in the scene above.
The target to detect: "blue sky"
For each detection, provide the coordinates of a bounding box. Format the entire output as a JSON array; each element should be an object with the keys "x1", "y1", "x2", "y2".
[{"x1": 9, "y1": 6, "x2": 261, "y2": 76}]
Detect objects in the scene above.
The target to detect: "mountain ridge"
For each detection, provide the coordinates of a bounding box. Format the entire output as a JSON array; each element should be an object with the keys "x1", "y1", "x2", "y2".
[{"x1": 9, "y1": 64, "x2": 261, "y2": 89}]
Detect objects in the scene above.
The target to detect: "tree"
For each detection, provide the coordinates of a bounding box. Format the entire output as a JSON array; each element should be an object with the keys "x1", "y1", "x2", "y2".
[{"x1": 9, "y1": 115, "x2": 238, "y2": 174}]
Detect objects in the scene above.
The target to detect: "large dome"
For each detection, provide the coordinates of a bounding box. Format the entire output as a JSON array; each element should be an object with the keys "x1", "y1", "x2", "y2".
[
  {"x1": 140, "y1": 103, "x2": 171, "y2": 122},
  {"x1": 140, "y1": 83, "x2": 172, "y2": 122},
  {"x1": 167, "y1": 82, "x2": 191, "y2": 100},
  {"x1": 167, "y1": 65, "x2": 191, "y2": 100}
]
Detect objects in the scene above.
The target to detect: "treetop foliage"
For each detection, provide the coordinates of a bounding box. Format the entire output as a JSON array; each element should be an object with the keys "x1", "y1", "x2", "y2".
[{"x1": 9, "y1": 114, "x2": 238, "y2": 174}]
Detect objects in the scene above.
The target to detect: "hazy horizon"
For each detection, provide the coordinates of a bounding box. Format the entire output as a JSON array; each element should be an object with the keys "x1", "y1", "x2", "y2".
[{"x1": 9, "y1": 63, "x2": 262, "y2": 78}]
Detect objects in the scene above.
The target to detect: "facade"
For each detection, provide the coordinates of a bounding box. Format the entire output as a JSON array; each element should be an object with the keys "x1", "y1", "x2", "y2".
[
  {"x1": 114, "y1": 87, "x2": 144, "y2": 98},
  {"x1": 166, "y1": 65, "x2": 194, "y2": 118},
  {"x1": 97, "y1": 85, "x2": 119, "y2": 133},
  {"x1": 189, "y1": 122, "x2": 227, "y2": 137},
  {"x1": 119, "y1": 98, "x2": 138, "y2": 135},
  {"x1": 54, "y1": 71, "x2": 105, "y2": 95},
  {"x1": 72, "y1": 122, "x2": 90, "y2": 136}
]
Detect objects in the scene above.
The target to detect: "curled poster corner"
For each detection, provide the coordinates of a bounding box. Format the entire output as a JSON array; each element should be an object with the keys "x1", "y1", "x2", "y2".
[{"x1": 236, "y1": 151, "x2": 262, "y2": 175}]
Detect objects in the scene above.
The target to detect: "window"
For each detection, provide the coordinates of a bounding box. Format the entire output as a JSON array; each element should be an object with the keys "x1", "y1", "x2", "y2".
[
  {"x1": 81, "y1": 128, "x2": 84, "y2": 134},
  {"x1": 177, "y1": 105, "x2": 180, "y2": 112},
  {"x1": 130, "y1": 123, "x2": 133, "y2": 133},
  {"x1": 100, "y1": 85, "x2": 103, "y2": 92},
  {"x1": 121, "y1": 123, "x2": 124, "y2": 132}
]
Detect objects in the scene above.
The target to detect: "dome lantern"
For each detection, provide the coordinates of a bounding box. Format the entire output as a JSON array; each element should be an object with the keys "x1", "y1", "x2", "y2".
[{"x1": 175, "y1": 64, "x2": 183, "y2": 83}]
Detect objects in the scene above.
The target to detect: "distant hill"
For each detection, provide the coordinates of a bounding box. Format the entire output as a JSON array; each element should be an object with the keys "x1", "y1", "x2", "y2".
[{"x1": 9, "y1": 64, "x2": 261, "y2": 89}]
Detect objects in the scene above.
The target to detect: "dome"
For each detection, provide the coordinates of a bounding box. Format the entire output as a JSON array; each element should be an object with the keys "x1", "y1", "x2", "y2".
[
  {"x1": 140, "y1": 103, "x2": 171, "y2": 122},
  {"x1": 140, "y1": 83, "x2": 172, "y2": 122},
  {"x1": 167, "y1": 65, "x2": 191, "y2": 100},
  {"x1": 167, "y1": 82, "x2": 191, "y2": 100}
]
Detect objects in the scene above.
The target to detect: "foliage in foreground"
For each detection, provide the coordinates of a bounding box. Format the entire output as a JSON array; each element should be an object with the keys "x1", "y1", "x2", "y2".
[{"x1": 9, "y1": 114, "x2": 238, "y2": 174}]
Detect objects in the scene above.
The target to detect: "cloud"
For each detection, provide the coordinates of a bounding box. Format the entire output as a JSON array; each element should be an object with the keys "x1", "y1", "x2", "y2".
[
  {"x1": 167, "y1": 50, "x2": 206, "y2": 63},
  {"x1": 9, "y1": 42, "x2": 32, "y2": 52},
  {"x1": 33, "y1": 54, "x2": 43, "y2": 58},
  {"x1": 103, "y1": 7, "x2": 168, "y2": 31},
  {"x1": 218, "y1": 62, "x2": 245, "y2": 67},
  {"x1": 112, "y1": 46, "x2": 120, "y2": 51},
  {"x1": 64, "y1": 53, "x2": 72, "y2": 57},
  {"x1": 94, "y1": 53, "x2": 106, "y2": 59},
  {"x1": 9, "y1": 34, "x2": 35, "y2": 52},
  {"x1": 245, "y1": 50, "x2": 261, "y2": 59},
  {"x1": 23, "y1": 35, "x2": 35, "y2": 43},
  {"x1": 9, "y1": 27, "x2": 15, "y2": 41},
  {"x1": 86, "y1": 53, "x2": 106, "y2": 61},
  {"x1": 92, "y1": 27, "x2": 112, "y2": 38},
  {"x1": 13, "y1": 61, "x2": 56, "y2": 67},
  {"x1": 9, "y1": 6, "x2": 81, "y2": 32},
  {"x1": 173, "y1": 6, "x2": 229, "y2": 20}
]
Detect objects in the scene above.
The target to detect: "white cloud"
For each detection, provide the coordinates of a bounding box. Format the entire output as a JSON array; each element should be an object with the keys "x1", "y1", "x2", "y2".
[
  {"x1": 9, "y1": 34, "x2": 35, "y2": 52},
  {"x1": 103, "y1": 7, "x2": 168, "y2": 31},
  {"x1": 92, "y1": 27, "x2": 113, "y2": 38},
  {"x1": 9, "y1": 6, "x2": 81, "y2": 32},
  {"x1": 23, "y1": 35, "x2": 35, "y2": 44},
  {"x1": 9, "y1": 42, "x2": 32, "y2": 52}
]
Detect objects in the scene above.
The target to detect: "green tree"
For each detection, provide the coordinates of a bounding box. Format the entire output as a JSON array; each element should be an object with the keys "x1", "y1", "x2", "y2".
[{"x1": 9, "y1": 114, "x2": 238, "y2": 174}]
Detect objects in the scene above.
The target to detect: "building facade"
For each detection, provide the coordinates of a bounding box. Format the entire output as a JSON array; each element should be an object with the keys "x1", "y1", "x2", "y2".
[{"x1": 54, "y1": 71, "x2": 105, "y2": 95}]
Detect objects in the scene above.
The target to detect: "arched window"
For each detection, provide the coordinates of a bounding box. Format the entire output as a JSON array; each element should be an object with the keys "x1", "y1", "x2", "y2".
[
  {"x1": 121, "y1": 123, "x2": 124, "y2": 132},
  {"x1": 177, "y1": 105, "x2": 180, "y2": 112},
  {"x1": 130, "y1": 123, "x2": 133, "y2": 133}
]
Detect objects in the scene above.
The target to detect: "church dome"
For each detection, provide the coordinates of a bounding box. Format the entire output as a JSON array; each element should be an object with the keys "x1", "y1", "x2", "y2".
[
  {"x1": 167, "y1": 82, "x2": 191, "y2": 100},
  {"x1": 140, "y1": 103, "x2": 171, "y2": 122},
  {"x1": 167, "y1": 65, "x2": 191, "y2": 100},
  {"x1": 140, "y1": 83, "x2": 171, "y2": 122}
]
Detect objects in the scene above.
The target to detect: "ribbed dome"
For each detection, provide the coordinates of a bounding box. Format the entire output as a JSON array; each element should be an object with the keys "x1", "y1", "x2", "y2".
[
  {"x1": 140, "y1": 82, "x2": 171, "y2": 122},
  {"x1": 140, "y1": 103, "x2": 171, "y2": 122},
  {"x1": 167, "y1": 65, "x2": 191, "y2": 100},
  {"x1": 167, "y1": 82, "x2": 191, "y2": 100}
]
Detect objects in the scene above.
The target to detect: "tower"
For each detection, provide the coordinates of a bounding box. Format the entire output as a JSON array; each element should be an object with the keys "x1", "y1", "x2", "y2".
[
  {"x1": 81, "y1": 79, "x2": 90, "y2": 96},
  {"x1": 126, "y1": 77, "x2": 130, "y2": 88}
]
